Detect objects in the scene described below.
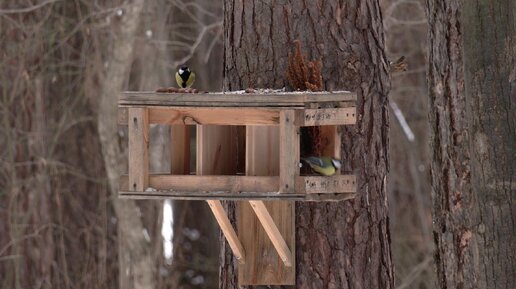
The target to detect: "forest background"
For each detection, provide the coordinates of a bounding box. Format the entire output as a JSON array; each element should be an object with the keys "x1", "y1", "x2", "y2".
[{"x1": 1, "y1": 0, "x2": 434, "y2": 288}]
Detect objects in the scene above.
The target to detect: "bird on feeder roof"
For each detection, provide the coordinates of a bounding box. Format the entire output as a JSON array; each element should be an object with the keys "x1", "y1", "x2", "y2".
[{"x1": 176, "y1": 65, "x2": 196, "y2": 88}]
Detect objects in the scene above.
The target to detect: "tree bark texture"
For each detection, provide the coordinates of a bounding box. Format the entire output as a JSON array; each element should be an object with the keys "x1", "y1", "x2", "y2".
[
  {"x1": 221, "y1": 1, "x2": 393, "y2": 288},
  {"x1": 96, "y1": 1, "x2": 157, "y2": 289},
  {"x1": 426, "y1": 0, "x2": 515, "y2": 288}
]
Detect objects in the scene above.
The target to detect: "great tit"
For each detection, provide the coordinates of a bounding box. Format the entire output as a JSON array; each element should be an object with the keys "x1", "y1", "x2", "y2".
[
  {"x1": 175, "y1": 65, "x2": 196, "y2": 88},
  {"x1": 301, "y1": 156, "x2": 342, "y2": 176}
]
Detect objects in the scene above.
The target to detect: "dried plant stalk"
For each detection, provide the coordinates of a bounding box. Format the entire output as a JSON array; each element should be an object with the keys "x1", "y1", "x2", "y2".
[{"x1": 286, "y1": 40, "x2": 323, "y2": 91}]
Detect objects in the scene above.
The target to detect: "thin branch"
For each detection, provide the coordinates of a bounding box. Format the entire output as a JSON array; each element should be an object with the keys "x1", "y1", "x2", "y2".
[
  {"x1": 396, "y1": 256, "x2": 432, "y2": 289},
  {"x1": 171, "y1": 21, "x2": 222, "y2": 67},
  {"x1": 203, "y1": 27, "x2": 222, "y2": 64},
  {"x1": 390, "y1": 100, "x2": 415, "y2": 142},
  {"x1": 0, "y1": 225, "x2": 50, "y2": 256},
  {"x1": 0, "y1": 0, "x2": 60, "y2": 14}
]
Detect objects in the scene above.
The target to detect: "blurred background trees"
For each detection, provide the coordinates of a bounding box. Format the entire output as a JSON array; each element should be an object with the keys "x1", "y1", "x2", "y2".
[
  {"x1": 1, "y1": 0, "x2": 435, "y2": 288},
  {"x1": 381, "y1": 0, "x2": 435, "y2": 288}
]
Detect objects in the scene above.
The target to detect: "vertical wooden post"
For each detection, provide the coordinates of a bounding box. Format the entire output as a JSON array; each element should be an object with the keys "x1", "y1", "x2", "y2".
[
  {"x1": 170, "y1": 125, "x2": 190, "y2": 174},
  {"x1": 279, "y1": 110, "x2": 300, "y2": 193},
  {"x1": 128, "y1": 107, "x2": 149, "y2": 191},
  {"x1": 239, "y1": 126, "x2": 295, "y2": 285}
]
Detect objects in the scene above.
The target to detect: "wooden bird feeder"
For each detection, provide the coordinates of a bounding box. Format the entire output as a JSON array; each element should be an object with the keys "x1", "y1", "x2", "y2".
[{"x1": 118, "y1": 91, "x2": 357, "y2": 285}]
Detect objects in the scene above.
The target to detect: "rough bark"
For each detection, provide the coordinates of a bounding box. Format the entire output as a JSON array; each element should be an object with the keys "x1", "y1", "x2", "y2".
[
  {"x1": 96, "y1": 1, "x2": 156, "y2": 289},
  {"x1": 221, "y1": 1, "x2": 393, "y2": 288},
  {"x1": 426, "y1": 0, "x2": 515, "y2": 288}
]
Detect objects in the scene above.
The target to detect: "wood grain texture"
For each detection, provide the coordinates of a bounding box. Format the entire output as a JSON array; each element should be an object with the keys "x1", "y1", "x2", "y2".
[
  {"x1": 120, "y1": 91, "x2": 356, "y2": 106},
  {"x1": 128, "y1": 108, "x2": 149, "y2": 191},
  {"x1": 239, "y1": 124, "x2": 295, "y2": 285},
  {"x1": 196, "y1": 125, "x2": 241, "y2": 175},
  {"x1": 119, "y1": 175, "x2": 355, "y2": 201},
  {"x1": 207, "y1": 200, "x2": 246, "y2": 264},
  {"x1": 245, "y1": 127, "x2": 280, "y2": 176},
  {"x1": 296, "y1": 175, "x2": 357, "y2": 194},
  {"x1": 118, "y1": 191, "x2": 302, "y2": 200},
  {"x1": 170, "y1": 125, "x2": 190, "y2": 174},
  {"x1": 249, "y1": 201, "x2": 293, "y2": 267},
  {"x1": 119, "y1": 191, "x2": 355, "y2": 201},
  {"x1": 237, "y1": 201, "x2": 295, "y2": 285},
  {"x1": 279, "y1": 110, "x2": 300, "y2": 194},
  {"x1": 195, "y1": 122, "x2": 244, "y2": 283},
  {"x1": 319, "y1": 125, "x2": 342, "y2": 174},
  {"x1": 120, "y1": 106, "x2": 357, "y2": 126},
  {"x1": 120, "y1": 107, "x2": 281, "y2": 125},
  {"x1": 298, "y1": 107, "x2": 356, "y2": 126},
  {"x1": 119, "y1": 175, "x2": 278, "y2": 192}
]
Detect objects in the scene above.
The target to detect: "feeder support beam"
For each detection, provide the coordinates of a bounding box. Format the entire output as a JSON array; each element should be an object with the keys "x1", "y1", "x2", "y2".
[
  {"x1": 207, "y1": 200, "x2": 246, "y2": 264},
  {"x1": 249, "y1": 200, "x2": 293, "y2": 267}
]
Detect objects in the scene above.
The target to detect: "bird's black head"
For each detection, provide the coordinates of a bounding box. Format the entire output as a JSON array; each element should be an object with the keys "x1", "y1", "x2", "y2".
[{"x1": 178, "y1": 65, "x2": 190, "y2": 76}]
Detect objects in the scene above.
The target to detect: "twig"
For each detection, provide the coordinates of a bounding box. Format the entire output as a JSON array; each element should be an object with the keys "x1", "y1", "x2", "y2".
[
  {"x1": 396, "y1": 256, "x2": 432, "y2": 289},
  {"x1": 0, "y1": 0, "x2": 60, "y2": 14},
  {"x1": 0, "y1": 225, "x2": 50, "y2": 256},
  {"x1": 390, "y1": 100, "x2": 415, "y2": 142}
]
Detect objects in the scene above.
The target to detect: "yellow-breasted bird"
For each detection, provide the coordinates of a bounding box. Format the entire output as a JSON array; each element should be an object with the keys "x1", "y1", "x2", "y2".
[
  {"x1": 175, "y1": 65, "x2": 196, "y2": 88},
  {"x1": 301, "y1": 156, "x2": 342, "y2": 176}
]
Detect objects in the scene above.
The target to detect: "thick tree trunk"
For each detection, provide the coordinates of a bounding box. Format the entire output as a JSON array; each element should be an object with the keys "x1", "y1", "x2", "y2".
[
  {"x1": 96, "y1": 1, "x2": 156, "y2": 289},
  {"x1": 221, "y1": 1, "x2": 393, "y2": 288},
  {"x1": 426, "y1": 1, "x2": 515, "y2": 288}
]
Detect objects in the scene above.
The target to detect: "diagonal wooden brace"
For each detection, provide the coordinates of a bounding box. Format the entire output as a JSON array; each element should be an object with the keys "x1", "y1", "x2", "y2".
[
  {"x1": 207, "y1": 200, "x2": 246, "y2": 264},
  {"x1": 248, "y1": 200, "x2": 293, "y2": 267}
]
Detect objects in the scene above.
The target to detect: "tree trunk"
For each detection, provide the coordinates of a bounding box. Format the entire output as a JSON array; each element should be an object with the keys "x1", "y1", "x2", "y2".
[
  {"x1": 96, "y1": 1, "x2": 156, "y2": 289},
  {"x1": 427, "y1": 0, "x2": 515, "y2": 288},
  {"x1": 221, "y1": 1, "x2": 393, "y2": 288}
]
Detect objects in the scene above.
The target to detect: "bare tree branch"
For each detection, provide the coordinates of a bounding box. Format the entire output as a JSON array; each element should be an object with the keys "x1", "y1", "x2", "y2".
[{"x1": 0, "y1": 0, "x2": 60, "y2": 14}]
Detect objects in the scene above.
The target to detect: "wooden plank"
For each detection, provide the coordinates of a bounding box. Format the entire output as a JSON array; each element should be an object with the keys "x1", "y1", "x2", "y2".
[
  {"x1": 332, "y1": 126, "x2": 342, "y2": 160},
  {"x1": 119, "y1": 91, "x2": 357, "y2": 107},
  {"x1": 319, "y1": 125, "x2": 342, "y2": 174},
  {"x1": 241, "y1": 125, "x2": 295, "y2": 285},
  {"x1": 128, "y1": 108, "x2": 149, "y2": 191},
  {"x1": 279, "y1": 110, "x2": 300, "y2": 194},
  {"x1": 246, "y1": 126, "x2": 280, "y2": 176},
  {"x1": 156, "y1": 107, "x2": 279, "y2": 125},
  {"x1": 197, "y1": 125, "x2": 241, "y2": 175},
  {"x1": 248, "y1": 201, "x2": 293, "y2": 267},
  {"x1": 119, "y1": 189, "x2": 302, "y2": 200},
  {"x1": 119, "y1": 107, "x2": 281, "y2": 125},
  {"x1": 170, "y1": 125, "x2": 190, "y2": 174},
  {"x1": 207, "y1": 200, "x2": 246, "y2": 263},
  {"x1": 296, "y1": 175, "x2": 357, "y2": 194},
  {"x1": 123, "y1": 102, "x2": 302, "y2": 107},
  {"x1": 238, "y1": 201, "x2": 295, "y2": 285},
  {"x1": 119, "y1": 175, "x2": 278, "y2": 192},
  {"x1": 118, "y1": 175, "x2": 357, "y2": 199},
  {"x1": 119, "y1": 191, "x2": 355, "y2": 201},
  {"x1": 297, "y1": 107, "x2": 356, "y2": 126},
  {"x1": 120, "y1": 107, "x2": 356, "y2": 126}
]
